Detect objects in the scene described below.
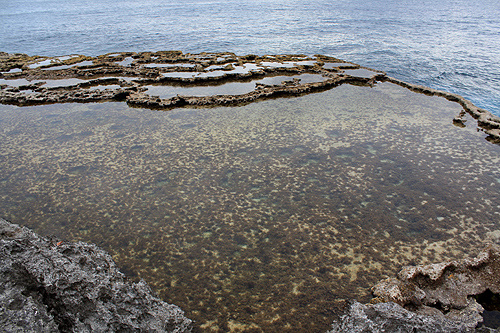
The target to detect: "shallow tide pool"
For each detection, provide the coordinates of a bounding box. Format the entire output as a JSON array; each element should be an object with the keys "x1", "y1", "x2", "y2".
[
  {"x1": 147, "y1": 74, "x2": 327, "y2": 99},
  {"x1": 0, "y1": 82, "x2": 499, "y2": 332}
]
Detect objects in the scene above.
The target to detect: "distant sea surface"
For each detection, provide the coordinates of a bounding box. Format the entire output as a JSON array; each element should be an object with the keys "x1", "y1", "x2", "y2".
[{"x1": 1, "y1": 0, "x2": 499, "y2": 115}]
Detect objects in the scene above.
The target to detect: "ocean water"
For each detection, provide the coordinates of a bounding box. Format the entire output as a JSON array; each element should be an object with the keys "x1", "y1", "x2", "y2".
[{"x1": 1, "y1": 0, "x2": 499, "y2": 116}]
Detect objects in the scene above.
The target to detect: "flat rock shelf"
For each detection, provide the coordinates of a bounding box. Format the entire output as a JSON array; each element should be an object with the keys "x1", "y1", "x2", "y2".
[
  {"x1": 1, "y1": 51, "x2": 499, "y2": 141},
  {"x1": 1, "y1": 51, "x2": 500, "y2": 332}
]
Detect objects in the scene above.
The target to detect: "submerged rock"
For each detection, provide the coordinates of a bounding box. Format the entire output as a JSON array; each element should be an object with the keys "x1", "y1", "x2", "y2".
[
  {"x1": 0, "y1": 218, "x2": 192, "y2": 332},
  {"x1": 330, "y1": 245, "x2": 500, "y2": 332}
]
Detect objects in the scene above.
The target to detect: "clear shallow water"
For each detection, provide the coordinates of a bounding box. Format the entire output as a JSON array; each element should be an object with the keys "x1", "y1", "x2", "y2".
[
  {"x1": 0, "y1": 83, "x2": 499, "y2": 331},
  {"x1": 146, "y1": 74, "x2": 327, "y2": 98},
  {"x1": 1, "y1": 0, "x2": 499, "y2": 115}
]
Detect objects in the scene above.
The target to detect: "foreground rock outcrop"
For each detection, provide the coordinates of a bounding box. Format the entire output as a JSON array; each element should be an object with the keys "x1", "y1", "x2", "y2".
[
  {"x1": 330, "y1": 245, "x2": 500, "y2": 332},
  {"x1": 0, "y1": 218, "x2": 192, "y2": 332}
]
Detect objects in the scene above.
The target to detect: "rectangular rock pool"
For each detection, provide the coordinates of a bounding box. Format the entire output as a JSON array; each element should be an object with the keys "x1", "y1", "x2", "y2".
[{"x1": 0, "y1": 81, "x2": 499, "y2": 332}]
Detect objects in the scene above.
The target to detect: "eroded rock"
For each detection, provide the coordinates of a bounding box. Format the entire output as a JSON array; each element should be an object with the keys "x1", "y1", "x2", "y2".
[
  {"x1": 373, "y1": 245, "x2": 500, "y2": 310},
  {"x1": 1, "y1": 51, "x2": 498, "y2": 142},
  {"x1": 331, "y1": 245, "x2": 500, "y2": 332},
  {"x1": 0, "y1": 51, "x2": 375, "y2": 109},
  {"x1": 0, "y1": 218, "x2": 192, "y2": 332},
  {"x1": 329, "y1": 301, "x2": 480, "y2": 333}
]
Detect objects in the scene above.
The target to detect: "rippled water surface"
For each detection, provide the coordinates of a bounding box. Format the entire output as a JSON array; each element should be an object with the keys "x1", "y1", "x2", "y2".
[
  {"x1": 1, "y1": 0, "x2": 499, "y2": 115},
  {"x1": 1, "y1": 82, "x2": 499, "y2": 331}
]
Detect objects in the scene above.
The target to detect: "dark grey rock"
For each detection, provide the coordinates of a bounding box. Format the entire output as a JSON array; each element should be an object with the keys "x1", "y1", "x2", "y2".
[{"x1": 0, "y1": 218, "x2": 192, "y2": 332}]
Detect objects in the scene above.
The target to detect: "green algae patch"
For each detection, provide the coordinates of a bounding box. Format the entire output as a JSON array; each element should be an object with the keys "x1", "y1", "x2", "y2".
[{"x1": 0, "y1": 82, "x2": 499, "y2": 332}]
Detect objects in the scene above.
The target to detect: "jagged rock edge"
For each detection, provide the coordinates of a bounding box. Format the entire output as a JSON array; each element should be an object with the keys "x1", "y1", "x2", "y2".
[{"x1": 0, "y1": 217, "x2": 193, "y2": 332}]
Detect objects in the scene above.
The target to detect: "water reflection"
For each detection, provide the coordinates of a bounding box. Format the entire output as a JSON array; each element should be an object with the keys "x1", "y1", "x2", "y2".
[
  {"x1": 88, "y1": 85, "x2": 121, "y2": 91},
  {"x1": 0, "y1": 82, "x2": 499, "y2": 332},
  {"x1": 261, "y1": 61, "x2": 317, "y2": 68},
  {"x1": 323, "y1": 62, "x2": 357, "y2": 69},
  {"x1": 41, "y1": 61, "x2": 94, "y2": 70},
  {"x1": 197, "y1": 63, "x2": 263, "y2": 77},
  {"x1": 116, "y1": 57, "x2": 134, "y2": 67},
  {"x1": 161, "y1": 72, "x2": 197, "y2": 78},
  {"x1": 148, "y1": 74, "x2": 327, "y2": 98},
  {"x1": 343, "y1": 68, "x2": 379, "y2": 78},
  {"x1": 1, "y1": 68, "x2": 22, "y2": 74},
  {"x1": 143, "y1": 63, "x2": 196, "y2": 68},
  {"x1": 0, "y1": 77, "x2": 87, "y2": 88}
]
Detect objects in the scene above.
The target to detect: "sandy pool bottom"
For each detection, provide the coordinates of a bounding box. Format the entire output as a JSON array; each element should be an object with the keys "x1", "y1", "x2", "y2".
[{"x1": 0, "y1": 82, "x2": 499, "y2": 332}]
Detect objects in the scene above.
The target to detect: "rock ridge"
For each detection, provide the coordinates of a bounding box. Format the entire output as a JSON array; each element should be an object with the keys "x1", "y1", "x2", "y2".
[{"x1": 1, "y1": 51, "x2": 498, "y2": 143}]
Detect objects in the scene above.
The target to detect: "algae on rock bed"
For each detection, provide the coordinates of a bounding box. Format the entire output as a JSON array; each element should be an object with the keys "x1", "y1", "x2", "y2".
[{"x1": 0, "y1": 80, "x2": 499, "y2": 332}]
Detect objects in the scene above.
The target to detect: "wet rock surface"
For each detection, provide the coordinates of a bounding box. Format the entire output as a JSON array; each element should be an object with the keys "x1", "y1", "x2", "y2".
[
  {"x1": 331, "y1": 246, "x2": 500, "y2": 332},
  {"x1": 0, "y1": 217, "x2": 192, "y2": 332},
  {"x1": 1, "y1": 51, "x2": 498, "y2": 142},
  {"x1": 0, "y1": 51, "x2": 364, "y2": 108}
]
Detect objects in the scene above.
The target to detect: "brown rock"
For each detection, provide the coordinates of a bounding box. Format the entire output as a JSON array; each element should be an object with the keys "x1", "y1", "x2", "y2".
[{"x1": 371, "y1": 245, "x2": 500, "y2": 328}]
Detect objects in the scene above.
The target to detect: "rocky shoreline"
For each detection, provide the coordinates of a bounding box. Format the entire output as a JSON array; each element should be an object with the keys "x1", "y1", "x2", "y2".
[
  {"x1": 0, "y1": 218, "x2": 192, "y2": 332},
  {"x1": 2, "y1": 51, "x2": 500, "y2": 332},
  {"x1": 2, "y1": 217, "x2": 500, "y2": 332},
  {"x1": 330, "y1": 245, "x2": 500, "y2": 332},
  {"x1": 1, "y1": 51, "x2": 499, "y2": 142}
]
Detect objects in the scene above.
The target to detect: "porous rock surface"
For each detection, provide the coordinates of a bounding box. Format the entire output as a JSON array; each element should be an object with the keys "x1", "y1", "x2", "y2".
[
  {"x1": 330, "y1": 245, "x2": 500, "y2": 332},
  {"x1": 329, "y1": 301, "x2": 481, "y2": 333},
  {"x1": 0, "y1": 51, "x2": 365, "y2": 110},
  {"x1": 0, "y1": 218, "x2": 192, "y2": 332}
]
